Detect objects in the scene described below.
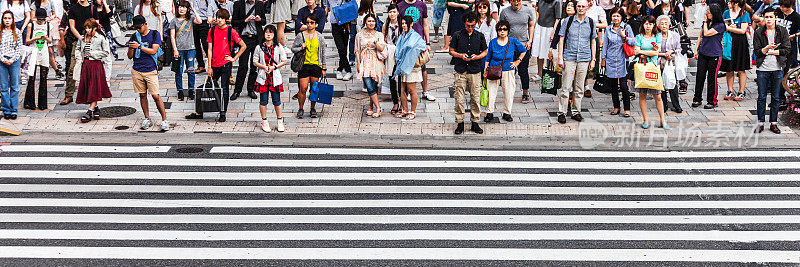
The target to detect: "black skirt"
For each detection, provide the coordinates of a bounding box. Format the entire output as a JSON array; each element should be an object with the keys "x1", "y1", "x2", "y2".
[{"x1": 720, "y1": 33, "x2": 751, "y2": 72}]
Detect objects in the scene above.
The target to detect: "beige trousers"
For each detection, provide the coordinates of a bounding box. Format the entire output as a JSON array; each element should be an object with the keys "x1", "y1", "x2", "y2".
[
  {"x1": 559, "y1": 61, "x2": 590, "y2": 115},
  {"x1": 486, "y1": 70, "x2": 515, "y2": 114},
  {"x1": 453, "y1": 72, "x2": 482, "y2": 123}
]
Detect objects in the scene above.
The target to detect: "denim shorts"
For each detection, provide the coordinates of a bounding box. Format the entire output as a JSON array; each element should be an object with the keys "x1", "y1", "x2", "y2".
[{"x1": 260, "y1": 91, "x2": 281, "y2": 106}]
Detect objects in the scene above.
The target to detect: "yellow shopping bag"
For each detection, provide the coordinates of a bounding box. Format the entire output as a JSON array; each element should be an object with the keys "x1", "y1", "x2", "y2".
[{"x1": 633, "y1": 62, "x2": 664, "y2": 91}]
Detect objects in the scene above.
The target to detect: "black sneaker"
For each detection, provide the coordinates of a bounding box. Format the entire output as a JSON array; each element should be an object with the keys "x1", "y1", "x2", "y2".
[
  {"x1": 310, "y1": 108, "x2": 318, "y2": 118},
  {"x1": 454, "y1": 122, "x2": 464, "y2": 134},
  {"x1": 93, "y1": 107, "x2": 100, "y2": 120},
  {"x1": 218, "y1": 114, "x2": 226, "y2": 122},
  {"x1": 185, "y1": 113, "x2": 203, "y2": 119},
  {"x1": 178, "y1": 91, "x2": 185, "y2": 101},
  {"x1": 571, "y1": 113, "x2": 584, "y2": 122},
  {"x1": 502, "y1": 113, "x2": 513, "y2": 122},
  {"x1": 471, "y1": 122, "x2": 483, "y2": 134},
  {"x1": 484, "y1": 113, "x2": 494, "y2": 123},
  {"x1": 557, "y1": 114, "x2": 567, "y2": 124},
  {"x1": 80, "y1": 110, "x2": 92, "y2": 123},
  {"x1": 296, "y1": 109, "x2": 304, "y2": 118},
  {"x1": 704, "y1": 103, "x2": 716, "y2": 109},
  {"x1": 691, "y1": 101, "x2": 702, "y2": 108}
]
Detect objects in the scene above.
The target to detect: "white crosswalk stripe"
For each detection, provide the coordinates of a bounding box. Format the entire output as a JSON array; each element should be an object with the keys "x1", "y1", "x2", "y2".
[{"x1": 0, "y1": 144, "x2": 799, "y2": 264}]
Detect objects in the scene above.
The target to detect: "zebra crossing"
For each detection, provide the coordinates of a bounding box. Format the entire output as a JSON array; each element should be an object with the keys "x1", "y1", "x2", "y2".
[{"x1": 0, "y1": 144, "x2": 799, "y2": 264}]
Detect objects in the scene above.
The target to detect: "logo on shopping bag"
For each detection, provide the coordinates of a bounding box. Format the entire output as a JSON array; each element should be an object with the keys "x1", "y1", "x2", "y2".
[{"x1": 645, "y1": 72, "x2": 659, "y2": 80}]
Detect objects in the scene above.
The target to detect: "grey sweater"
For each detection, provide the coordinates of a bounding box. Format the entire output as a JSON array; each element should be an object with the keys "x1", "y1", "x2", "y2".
[{"x1": 291, "y1": 31, "x2": 328, "y2": 67}]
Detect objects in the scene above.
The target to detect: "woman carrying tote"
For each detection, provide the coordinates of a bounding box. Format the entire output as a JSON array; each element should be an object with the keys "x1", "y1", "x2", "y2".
[
  {"x1": 601, "y1": 7, "x2": 635, "y2": 117},
  {"x1": 394, "y1": 15, "x2": 427, "y2": 121},
  {"x1": 483, "y1": 20, "x2": 526, "y2": 123},
  {"x1": 633, "y1": 15, "x2": 667, "y2": 129},
  {"x1": 656, "y1": 15, "x2": 682, "y2": 113},
  {"x1": 291, "y1": 14, "x2": 327, "y2": 119},
  {"x1": 355, "y1": 14, "x2": 386, "y2": 118}
]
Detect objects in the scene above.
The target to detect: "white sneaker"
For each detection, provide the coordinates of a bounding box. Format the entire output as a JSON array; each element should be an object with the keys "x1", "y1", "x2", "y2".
[
  {"x1": 423, "y1": 91, "x2": 436, "y2": 101},
  {"x1": 262, "y1": 119, "x2": 271, "y2": 132},
  {"x1": 336, "y1": 71, "x2": 343, "y2": 80},
  {"x1": 276, "y1": 118, "x2": 285, "y2": 132},
  {"x1": 531, "y1": 75, "x2": 541, "y2": 82},
  {"x1": 160, "y1": 120, "x2": 170, "y2": 131},
  {"x1": 140, "y1": 118, "x2": 152, "y2": 130},
  {"x1": 343, "y1": 72, "x2": 353, "y2": 81},
  {"x1": 432, "y1": 35, "x2": 440, "y2": 43}
]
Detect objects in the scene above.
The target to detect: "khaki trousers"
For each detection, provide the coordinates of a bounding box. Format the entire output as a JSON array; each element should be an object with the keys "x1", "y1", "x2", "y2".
[
  {"x1": 559, "y1": 60, "x2": 590, "y2": 115},
  {"x1": 453, "y1": 72, "x2": 482, "y2": 123},
  {"x1": 486, "y1": 70, "x2": 515, "y2": 114}
]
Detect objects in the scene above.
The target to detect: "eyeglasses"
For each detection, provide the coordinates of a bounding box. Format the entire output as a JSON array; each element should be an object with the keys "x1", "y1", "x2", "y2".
[
  {"x1": 497, "y1": 27, "x2": 509, "y2": 31},
  {"x1": 465, "y1": 24, "x2": 476, "y2": 28},
  {"x1": 306, "y1": 21, "x2": 316, "y2": 24},
  {"x1": 477, "y1": 5, "x2": 488, "y2": 8}
]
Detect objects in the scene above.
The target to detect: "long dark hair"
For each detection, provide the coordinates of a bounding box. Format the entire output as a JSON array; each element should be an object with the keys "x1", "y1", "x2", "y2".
[
  {"x1": 362, "y1": 13, "x2": 376, "y2": 29},
  {"x1": 707, "y1": 3, "x2": 724, "y2": 26},
  {"x1": 401, "y1": 15, "x2": 413, "y2": 33},
  {"x1": 175, "y1": 1, "x2": 191, "y2": 19},
  {"x1": 0, "y1": 11, "x2": 17, "y2": 42},
  {"x1": 358, "y1": 0, "x2": 375, "y2": 15},
  {"x1": 476, "y1": 0, "x2": 492, "y2": 26}
]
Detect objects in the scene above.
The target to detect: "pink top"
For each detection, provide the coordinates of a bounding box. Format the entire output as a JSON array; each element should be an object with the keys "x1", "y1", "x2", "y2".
[{"x1": 355, "y1": 30, "x2": 386, "y2": 82}]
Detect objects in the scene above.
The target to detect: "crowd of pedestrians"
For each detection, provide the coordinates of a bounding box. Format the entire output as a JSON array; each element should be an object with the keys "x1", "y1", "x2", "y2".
[{"x1": 0, "y1": 0, "x2": 794, "y2": 135}]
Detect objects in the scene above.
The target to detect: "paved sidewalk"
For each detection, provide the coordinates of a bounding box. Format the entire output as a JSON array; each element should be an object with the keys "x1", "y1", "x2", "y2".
[{"x1": 1, "y1": 6, "x2": 797, "y2": 142}]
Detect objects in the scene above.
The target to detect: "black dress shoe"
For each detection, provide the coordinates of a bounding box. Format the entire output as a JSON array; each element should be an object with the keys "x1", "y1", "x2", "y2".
[
  {"x1": 484, "y1": 113, "x2": 494, "y2": 123},
  {"x1": 557, "y1": 114, "x2": 567, "y2": 124},
  {"x1": 9, "y1": 114, "x2": 17, "y2": 120},
  {"x1": 248, "y1": 91, "x2": 258, "y2": 99},
  {"x1": 23, "y1": 104, "x2": 35, "y2": 110},
  {"x1": 571, "y1": 113, "x2": 584, "y2": 122},
  {"x1": 230, "y1": 92, "x2": 240, "y2": 100},
  {"x1": 691, "y1": 101, "x2": 702, "y2": 108},
  {"x1": 471, "y1": 122, "x2": 483, "y2": 134},
  {"x1": 674, "y1": 108, "x2": 683, "y2": 113},
  {"x1": 703, "y1": 104, "x2": 716, "y2": 109},
  {"x1": 502, "y1": 113, "x2": 513, "y2": 122},
  {"x1": 185, "y1": 113, "x2": 203, "y2": 119},
  {"x1": 218, "y1": 114, "x2": 226, "y2": 122},
  {"x1": 454, "y1": 122, "x2": 464, "y2": 134}
]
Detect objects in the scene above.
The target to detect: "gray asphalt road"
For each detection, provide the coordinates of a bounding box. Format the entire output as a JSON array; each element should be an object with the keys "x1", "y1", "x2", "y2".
[{"x1": 0, "y1": 144, "x2": 799, "y2": 265}]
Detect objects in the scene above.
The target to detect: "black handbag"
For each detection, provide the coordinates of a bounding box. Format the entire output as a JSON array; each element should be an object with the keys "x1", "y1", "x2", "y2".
[
  {"x1": 594, "y1": 67, "x2": 614, "y2": 94},
  {"x1": 291, "y1": 32, "x2": 307, "y2": 72},
  {"x1": 195, "y1": 78, "x2": 222, "y2": 113}
]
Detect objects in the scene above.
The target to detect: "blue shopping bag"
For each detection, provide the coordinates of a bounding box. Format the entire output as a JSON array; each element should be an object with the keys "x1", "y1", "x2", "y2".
[
  {"x1": 332, "y1": 0, "x2": 358, "y2": 25},
  {"x1": 309, "y1": 79, "x2": 334, "y2": 105}
]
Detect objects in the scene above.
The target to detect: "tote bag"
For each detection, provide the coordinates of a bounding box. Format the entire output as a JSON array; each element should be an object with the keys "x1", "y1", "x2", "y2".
[
  {"x1": 593, "y1": 67, "x2": 614, "y2": 94},
  {"x1": 541, "y1": 62, "x2": 560, "y2": 95},
  {"x1": 195, "y1": 78, "x2": 222, "y2": 113},
  {"x1": 634, "y1": 61, "x2": 664, "y2": 91},
  {"x1": 332, "y1": 0, "x2": 358, "y2": 25},
  {"x1": 309, "y1": 78, "x2": 334, "y2": 104}
]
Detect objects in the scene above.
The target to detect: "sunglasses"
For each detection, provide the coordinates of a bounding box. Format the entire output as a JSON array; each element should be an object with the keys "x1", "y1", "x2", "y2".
[
  {"x1": 498, "y1": 27, "x2": 509, "y2": 31},
  {"x1": 306, "y1": 21, "x2": 316, "y2": 24}
]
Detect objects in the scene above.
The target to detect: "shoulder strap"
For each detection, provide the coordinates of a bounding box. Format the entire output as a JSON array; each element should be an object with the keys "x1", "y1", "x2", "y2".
[
  {"x1": 245, "y1": 2, "x2": 257, "y2": 17},
  {"x1": 227, "y1": 26, "x2": 233, "y2": 55},
  {"x1": 563, "y1": 15, "x2": 575, "y2": 42},
  {"x1": 499, "y1": 39, "x2": 510, "y2": 66}
]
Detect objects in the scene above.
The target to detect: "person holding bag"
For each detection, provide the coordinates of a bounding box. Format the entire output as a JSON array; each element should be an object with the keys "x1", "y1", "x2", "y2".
[
  {"x1": 291, "y1": 14, "x2": 327, "y2": 119},
  {"x1": 252, "y1": 25, "x2": 287, "y2": 133},
  {"x1": 355, "y1": 13, "x2": 386, "y2": 118},
  {"x1": 634, "y1": 15, "x2": 667, "y2": 129},
  {"x1": 484, "y1": 19, "x2": 525, "y2": 123},
  {"x1": 657, "y1": 15, "x2": 683, "y2": 113},
  {"x1": 601, "y1": 7, "x2": 635, "y2": 117},
  {"x1": 720, "y1": 0, "x2": 751, "y2": 101},
  {"x1": 394, "y1": 15, "x2": 428, "y2": 121}
]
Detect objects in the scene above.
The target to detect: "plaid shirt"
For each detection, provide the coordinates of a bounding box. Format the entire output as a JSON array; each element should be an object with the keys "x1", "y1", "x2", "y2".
[{"x1": 0, "y1": 30, "x2": 22, "y2": 63}]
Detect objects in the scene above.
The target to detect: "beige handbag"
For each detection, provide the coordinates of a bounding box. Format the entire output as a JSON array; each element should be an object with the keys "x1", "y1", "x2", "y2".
[{"x1": 414, "y1": 49, "x2": 431, "y2": 68}]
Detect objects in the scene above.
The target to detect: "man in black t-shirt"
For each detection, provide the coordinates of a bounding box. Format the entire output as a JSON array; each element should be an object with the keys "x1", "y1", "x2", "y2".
[
  {"x1": 777, "y1": 0, "x2": 800, "y2": 108},
  {"x1": 60, "y1": 0, "x2": 94, "y2": 105}
]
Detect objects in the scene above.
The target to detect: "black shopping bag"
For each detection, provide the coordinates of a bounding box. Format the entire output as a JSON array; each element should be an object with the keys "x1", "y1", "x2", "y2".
[
  {"x1": 593, "y1": 67, "x2": 614, "y2": 94},
  {"x1": 195, "y1": 78, "x2": 222, "y2": 113},
  {"x1": 541, "y1": 62, "x2": 560, "y2": 96}
]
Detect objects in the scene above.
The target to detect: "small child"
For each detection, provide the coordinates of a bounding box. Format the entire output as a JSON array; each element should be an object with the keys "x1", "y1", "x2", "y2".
[
  {"x1": 252, "y1": 25, "x2": 287, "y2": 132},
  {"x1": 23, "y1": 8, "x2": 52, "y2": 110}
]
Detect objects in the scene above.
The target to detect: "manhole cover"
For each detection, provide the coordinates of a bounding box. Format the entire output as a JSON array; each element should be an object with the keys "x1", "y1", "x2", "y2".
[
  {"x1": 114, "y1": 125, "x2": 130, "y2": 130},
  {"x1": 175, "y1": 147, "x2": 204, "y2": 153},
  {"x1": 98, "y1": 106, "x2": 137, "y2": 118}
]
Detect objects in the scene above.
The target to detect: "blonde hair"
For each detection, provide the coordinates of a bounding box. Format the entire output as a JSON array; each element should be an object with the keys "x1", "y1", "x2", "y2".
[
  {"x1": 139, "y1": 0, "x2": 159, "y2": 18},
  {"x1": 0, "y1": 11, "x2": 18, "y2": 42}
]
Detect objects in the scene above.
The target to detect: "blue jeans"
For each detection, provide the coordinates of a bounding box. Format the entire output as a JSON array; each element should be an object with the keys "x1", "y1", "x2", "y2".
[
  {"x1": 175, "y1": 50, "x2": 196, "y2": 92},
  {"x1": 106, "y1": 30, "x2": 118, "y2": 58},
  {"x1": 0, "y1": 60, "x2": 21, "y2": 115},
  {"x1": 348, "y1": 23, "x2": 356, "y2": 62},
  {"x1": 756, "y1": 70, "x2": 783, "y2": 123},
  {"x1": 363, "y1": 77, "x2": 379, "y2": 96},
  {"x1": 259, "y1": 91, "x2": 281, "y2": 106}
]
